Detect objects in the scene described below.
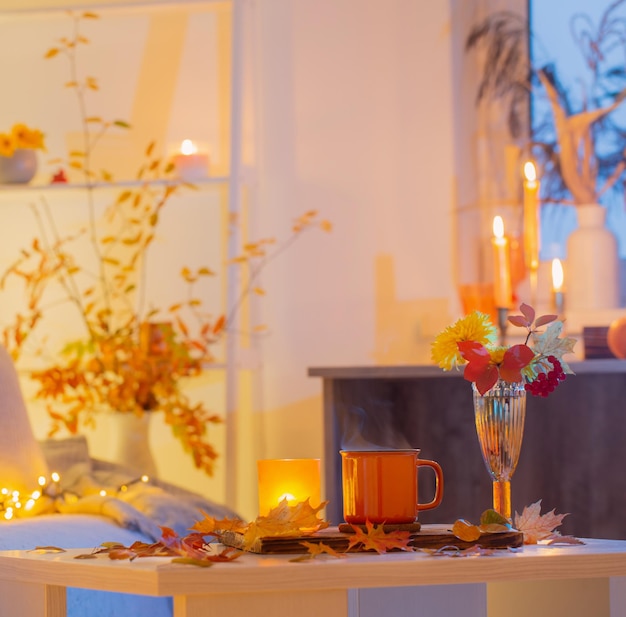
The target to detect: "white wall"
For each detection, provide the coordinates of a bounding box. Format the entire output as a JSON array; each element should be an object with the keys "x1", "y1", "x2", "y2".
[{"x1": 241, "y1": 0, "x2": 457, "y2": 517}]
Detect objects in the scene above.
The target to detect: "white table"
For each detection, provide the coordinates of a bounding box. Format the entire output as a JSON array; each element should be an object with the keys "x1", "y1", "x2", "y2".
[{"x1": 0, "y1": 539, "x2": 625, "y2": 617}]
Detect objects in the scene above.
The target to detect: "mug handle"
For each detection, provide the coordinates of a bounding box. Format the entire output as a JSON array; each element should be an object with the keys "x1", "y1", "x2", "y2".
[{"x1": 416, "y1": 459, "x2": 444, "y2": 511}]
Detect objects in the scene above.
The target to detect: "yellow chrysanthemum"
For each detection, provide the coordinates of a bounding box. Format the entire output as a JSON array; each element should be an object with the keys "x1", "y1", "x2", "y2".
[
  {"x1": 431, "y1": 311, "x2": 497, "y2": 370},
  {"x1": 11, "y1": 123, "x2": 45, "y2": 151},
  {"x1": 0, "y1": 133, "x2": 15, "y2": 157},
  {"x1": 488, "y1": 346, "x2": 507, "y2": 366}
]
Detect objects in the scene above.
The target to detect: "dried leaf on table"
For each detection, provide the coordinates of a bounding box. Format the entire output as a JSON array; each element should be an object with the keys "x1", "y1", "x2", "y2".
[
  {"x1": 478, "y1": 509, "x2": 513, "y2": 533},
  {"x1": 242, "y1": 498, "x2": 329, "y2": 551},
  {"x1": 190, "y1": 511, "x2": 247, "y2": 537},
  {"x1": 546, "y1": 535, "x2": 585, "y2": 546},
  {"x1": 428, "y1": 545, "x2": 497, "y2": 558},
  {"x1": 452, "y1": 519, "x2": 481, "y2": 542},
  {"x1": 29, "y1": 546, "x2": 66, "y2": 553},
  {"x1": 346, "y1": 521, "x2": 413, "y2": 554},
  {"x1": 289, "y1": 541, "x2": 346, "y2": 562},
  {"x1": 514, "y1": 500, "x2": 569, "y2": 544}
]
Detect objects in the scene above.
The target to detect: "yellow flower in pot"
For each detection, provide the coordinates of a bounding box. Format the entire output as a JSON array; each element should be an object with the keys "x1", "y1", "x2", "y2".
[{"x1": 0, "y1": 123, "x2": 46, "y2": 184}]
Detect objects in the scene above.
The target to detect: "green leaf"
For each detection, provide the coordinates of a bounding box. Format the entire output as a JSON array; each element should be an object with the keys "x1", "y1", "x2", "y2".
[{"x1": 479, "y1": 509, "x2": 510, "y2": 527}]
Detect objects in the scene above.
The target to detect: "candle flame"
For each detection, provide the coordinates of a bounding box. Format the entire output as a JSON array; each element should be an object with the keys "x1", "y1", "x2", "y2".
[
  {"x1": 278, "y1": 492, "x2": 296, "y2": 503},
  {"x1": 552, "y1": 258, "x2": 564, "y2": 292},
  {"x1": 493, "y1": 215, "x2": 505, "y2": 239},
  {"x1": 524, "y1": 161, "x2": 537, "y2": 182},
  {"x1": 180, "y1": 139, "x2": 198, "y2": 155}
]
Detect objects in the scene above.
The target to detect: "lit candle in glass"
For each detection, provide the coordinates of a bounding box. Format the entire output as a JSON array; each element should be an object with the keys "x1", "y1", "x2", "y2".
[
  {"x1": 173, "y1": 139, "x2": 209, "y2": 181},
  {"x1": 552, "y1": 257, "x2": 564, "y2": 315},
  {"x1": 492, "y1": 215, "x2": 512, "y2": 309},
  {"x1": 257, "y1": 458, "x2": 321, "y2": 516}
]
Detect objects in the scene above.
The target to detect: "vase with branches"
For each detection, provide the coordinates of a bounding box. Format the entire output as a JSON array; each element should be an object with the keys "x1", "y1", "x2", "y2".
[{"x1": 0, "y1": 11, "x2": 330, "y2": 476}]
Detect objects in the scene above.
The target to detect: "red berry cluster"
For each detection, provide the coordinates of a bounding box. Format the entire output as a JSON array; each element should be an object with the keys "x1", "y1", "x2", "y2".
[{"x1": 524, "y1": 356, "x2": 566, "y2": 397}]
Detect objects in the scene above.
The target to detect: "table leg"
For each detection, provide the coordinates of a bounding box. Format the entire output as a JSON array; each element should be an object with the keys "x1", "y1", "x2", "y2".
[
  {"x1": 174, "y1": 589, "x2": 348, "y2": 617},
  {"x1": 0, "y1": 581, "x2": 65, "y2": 617},
  {"x1": 351, "y1": 584, "x2": 486, "y2": 617},
  {"x1": 489, "y1": 578, "x2": 610, "y2": 617},
  {"x1": 610, "y1": 576, "x2": 626, "y2": 617}
]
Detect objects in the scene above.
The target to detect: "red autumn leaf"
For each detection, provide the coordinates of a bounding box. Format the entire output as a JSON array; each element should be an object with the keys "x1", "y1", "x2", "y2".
[
  {"x1": 472, "y1": 365, "x2": 499, "y2": 395},
  {"x1": 347, "y1": 521, "x2": 413, "y2": 554},
  {"x1": 534, "y1": 314, "x2": 557, "y2": 328},
  {"x1": 458, "y1": 341, "x2": 499, "y2": 393},
  {"x1": 499, "y1": 344, "x2": 535, "y2": 382},
  {"x1": 519, "y1": 303, "x2": 535, "y2": 324},
  {"x1": 507, "y1": 315, "x2": 528, "y2": 328},
  {"x1": 458, "y1": 340, "x2": 491, "y2": 366}
]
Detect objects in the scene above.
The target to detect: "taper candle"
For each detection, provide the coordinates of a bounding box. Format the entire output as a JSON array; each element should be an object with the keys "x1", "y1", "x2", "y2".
[
  {"x1": 523, "y1": 161, "x2": 540, "y2": 272},
  {"x1": 552, "y1": 257, "x2": 564, "y2": 315},
  {"x1": 492, "y1": 216, "x2": 512, "y2": 308}
]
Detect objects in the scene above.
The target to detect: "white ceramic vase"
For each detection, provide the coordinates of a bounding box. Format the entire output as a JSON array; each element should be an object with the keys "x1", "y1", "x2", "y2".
[
  {"x1": 109, "y1": 412, "x2": 158, "y2": 477},
  {"x1": 0, "y1": 148, "x2": 38, "y2": 184},
  {"x1": 566, "y1": 204, "x2": 619, "y2": 312}
]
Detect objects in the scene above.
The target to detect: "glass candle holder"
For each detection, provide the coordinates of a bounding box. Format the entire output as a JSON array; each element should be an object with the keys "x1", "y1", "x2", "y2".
[{"x1": 257, "y1": 458, "x2": 321, "y2": 515}]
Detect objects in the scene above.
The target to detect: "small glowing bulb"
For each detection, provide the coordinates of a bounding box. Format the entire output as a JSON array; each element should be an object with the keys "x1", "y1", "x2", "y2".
[
  {"x1": 141, "y1": 475, "x2": 149, "y2": 483},
  {"x1": 99, "y1": 489, "x2": 107, "y2": 497},
  {"x1": 31, "y1": 491, "x2": 41, "y2": 500},
  {"x1": 51, "y1": 472, "x2": 60, "y2": 483},
  {"x1": 25, "y1": 499, "x2": 35, "y2": 511},
  {"x1": 4, "y1": 509, "x2": 13, "y2": 520},
  {"x1": 1, "y1": 488, "x2": 8, "y2": 496},
  {"x1": 38, "y1": 476, "x2": 46, "y2": 487},
  {"x1": 11, "y1": 491, "x2": 19, "y2": 501}
]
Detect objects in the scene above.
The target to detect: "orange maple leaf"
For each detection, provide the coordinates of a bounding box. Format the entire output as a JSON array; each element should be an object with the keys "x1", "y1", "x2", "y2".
[
  {"x1": 347, "y1": 521, "x2": 413, "y2": 554},
  {"x1": 190, "y1": 512, "x2": 247, "y2": 536},
  {"x1": 242, "y1": 498, "x2": 329, "y2": 550},
  {"x1": 289, "y1": 541, "x2": 346, "y2": 562},
  {"x1": 514, "y1": 500, "x2": 569, "y2": 544}
]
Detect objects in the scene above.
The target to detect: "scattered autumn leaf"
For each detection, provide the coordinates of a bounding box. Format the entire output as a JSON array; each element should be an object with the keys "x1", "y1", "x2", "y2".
[
  {"x1": 290, "y1": 541, "x2": 346, "y2": 562},
  {"x1": 478, "y1": 509, "x2": 512, "y2": 533},
  {"x1": 29, "y1": 546, "x2": 66, "y2": 553},
  {"x1": 346, "y1": 521, "x2": 413, "y2": 554},
  {"x1": 190, "y1": 512, "x2": 247, "y2": 537},
  {"x1": 428, "y1": 545, "x2": 498, "y2": 558},
  {"x1": 452, "y1": 519, "x2": 481, "y2": 542},
  {"x1": 242, "y1": 499, "x2": 329, "y2": 550},
  {"x1": 514, "y1": 500, "x2": 569, "y2": 544}
]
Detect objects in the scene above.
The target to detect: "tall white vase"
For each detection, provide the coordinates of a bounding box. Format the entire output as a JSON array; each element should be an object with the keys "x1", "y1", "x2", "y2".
[
  {"x1": 566, "y1": 204, "x2": 619, "y2": 312},
  {"x1": 109, "y1": 412, "x2": 158, "y2": 477}
]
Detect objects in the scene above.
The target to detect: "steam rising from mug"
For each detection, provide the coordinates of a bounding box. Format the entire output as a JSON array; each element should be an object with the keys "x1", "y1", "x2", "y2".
[{"x1": 340, "y1": 404, "x2": 412, "y2": 451}]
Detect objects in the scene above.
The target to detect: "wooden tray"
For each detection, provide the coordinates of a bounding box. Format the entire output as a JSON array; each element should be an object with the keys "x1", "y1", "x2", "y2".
[{"x1": 220, "y1": 524, "x2": 523, "y2": 554}]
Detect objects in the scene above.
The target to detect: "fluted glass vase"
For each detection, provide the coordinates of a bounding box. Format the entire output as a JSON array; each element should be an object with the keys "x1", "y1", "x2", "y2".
[{"x1": 472, "y1": 380, "x2": 526, "y2": 520}]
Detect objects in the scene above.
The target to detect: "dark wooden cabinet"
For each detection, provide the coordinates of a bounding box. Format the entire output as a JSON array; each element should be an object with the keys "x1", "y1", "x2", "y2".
[{"x1": 309, "y1": 360, "x2": 626, "y2": 539}]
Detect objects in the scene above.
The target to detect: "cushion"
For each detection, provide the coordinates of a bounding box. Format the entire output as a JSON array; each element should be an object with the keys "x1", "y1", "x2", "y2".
[{"x1": 0, "y1": 344, "x2": 49, "y2": 492}]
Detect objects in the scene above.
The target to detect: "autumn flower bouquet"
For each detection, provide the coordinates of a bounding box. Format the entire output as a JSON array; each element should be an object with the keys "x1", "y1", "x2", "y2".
[
  {"x1": 0, "y1": 123, "x2": 45, "y2": 157},
  {"x1": 431, "y1": 303, "x2": 576, "y2": 396}
]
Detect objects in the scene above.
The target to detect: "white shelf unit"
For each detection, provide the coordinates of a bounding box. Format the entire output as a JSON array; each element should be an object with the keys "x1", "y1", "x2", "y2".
[{"x1": 0, "y1": 0, "x2": 254, "y2": 512}]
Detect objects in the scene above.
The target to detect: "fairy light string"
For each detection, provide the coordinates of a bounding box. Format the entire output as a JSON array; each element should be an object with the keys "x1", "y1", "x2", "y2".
[{"x1": 0, "y1": 473, "x2": 151, "y2": 520}]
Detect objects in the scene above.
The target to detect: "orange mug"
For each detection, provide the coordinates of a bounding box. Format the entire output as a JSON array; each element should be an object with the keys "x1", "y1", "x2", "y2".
[{"x1": 341, "y1": 449, "x2": 444, "y2": 524}]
